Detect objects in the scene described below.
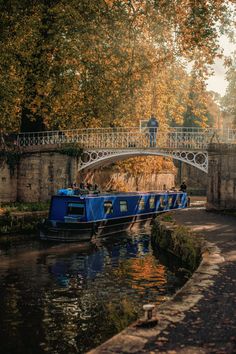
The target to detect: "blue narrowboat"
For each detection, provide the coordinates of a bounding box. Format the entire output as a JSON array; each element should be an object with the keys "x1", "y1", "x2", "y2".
[{"x1": 40, "y1": 190, "x2": 188, "y2": 242}]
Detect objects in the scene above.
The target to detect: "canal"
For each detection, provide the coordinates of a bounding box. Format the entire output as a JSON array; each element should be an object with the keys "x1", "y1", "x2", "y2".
[{"x1": 0, "y1": 230, "x2": 186, "y2": 354}]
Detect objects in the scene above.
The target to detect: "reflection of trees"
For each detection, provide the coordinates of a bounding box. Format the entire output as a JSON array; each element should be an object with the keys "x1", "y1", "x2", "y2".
[
  {"x1": 129, "y1": 255, "x2": 166, "y2": 291},
  {"x1": 0, "y1": 233, "x2": 185, "y2": 354},
  {"x1": 39, "y1": 235, "x2": 175, "y2": 353},
  {"x1": 41, "y1": 291, "x2": 79, "y2": 354},
  {"x1": 151, "y1": 243, "x2": 188, "y2": 290},
  {"x1": 40, "y1": 286, "x2": 137, "y2": 353},
  {"x1": 0, "y1": 266, "x2": 50, "y2": 354}
]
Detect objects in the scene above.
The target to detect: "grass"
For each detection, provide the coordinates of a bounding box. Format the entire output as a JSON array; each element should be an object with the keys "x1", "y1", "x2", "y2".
[
  {"x1": 0, "y1": 201, "x2": 50, "y2": 213},
  {"x1": 160, "y1": 213, "x2": 173, "y2": 222},
  {"x1": 0, "y1": 202, "x2": 49, "y2": 235}
]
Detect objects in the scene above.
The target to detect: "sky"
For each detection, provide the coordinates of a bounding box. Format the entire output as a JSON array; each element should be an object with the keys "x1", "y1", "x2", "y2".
[{"x1": 206, "y1": 35, "x2": 235, "y2": 96}]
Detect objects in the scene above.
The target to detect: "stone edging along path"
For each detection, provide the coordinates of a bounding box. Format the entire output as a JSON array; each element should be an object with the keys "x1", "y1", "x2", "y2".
[{"x1": 88, "y1": 208, "x2": 234, "y2": 354}]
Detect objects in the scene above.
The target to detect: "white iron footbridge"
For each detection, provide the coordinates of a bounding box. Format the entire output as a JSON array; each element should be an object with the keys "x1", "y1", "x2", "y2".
[{"x1": 15, "y1": 127, "x2": 236, "y2": 173}]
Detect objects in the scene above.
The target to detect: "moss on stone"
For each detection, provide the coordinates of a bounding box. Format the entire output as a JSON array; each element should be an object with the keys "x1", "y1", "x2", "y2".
[
  {"x1": 59, "y1": 143, "x2": 83, "y2": 157},
  {"x1": 0, "y1": 149, "x2": 21, "y2": 175},
  {"x1": 152, "y1": 215, "x2": 202, "y2": 273}
]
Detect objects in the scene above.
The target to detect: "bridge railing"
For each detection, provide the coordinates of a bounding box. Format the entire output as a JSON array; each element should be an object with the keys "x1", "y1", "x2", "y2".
[
  {"x1": 223, "y1": 128, "x2": 236, "y2": 142},
  {"x1": 15, "y1": 127, "x2": 234, "y2": 150}
]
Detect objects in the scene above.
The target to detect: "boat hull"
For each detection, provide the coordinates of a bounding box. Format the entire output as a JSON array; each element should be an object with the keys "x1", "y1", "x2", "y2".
[
  {"x1": 39, "y1": 213, "x2": 155, "y2": 242},
  {"x1": 40, "y1": 228, "x2": 92, "y2": 242}
]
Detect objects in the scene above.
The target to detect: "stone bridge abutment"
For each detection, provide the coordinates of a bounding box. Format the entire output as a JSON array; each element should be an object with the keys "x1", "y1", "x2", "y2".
[
  {"x1": 207, "y1": 144, "x2": 236, "y2": 211},
  {"x1": 0, "y1": 151, "x2": 78, "y2": 203}
]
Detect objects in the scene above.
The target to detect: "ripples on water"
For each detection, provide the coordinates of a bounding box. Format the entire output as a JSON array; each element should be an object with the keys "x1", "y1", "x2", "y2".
[{"x1": 0, "y1": 231, "x2": 185, "y2": 354}]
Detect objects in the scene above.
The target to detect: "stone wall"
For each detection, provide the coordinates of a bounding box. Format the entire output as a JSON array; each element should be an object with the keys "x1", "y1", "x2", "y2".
[
  {"x1": 0, "y1": 160, "x2": 17, "y2": 202},
  {"x1": 17, "y1": 152, "x2": 78, "y2": 202},
  {"x1": 175, "y1": 160, "x2": 207, "y2": 195},
  {"x1": 79, "y1": 169, "x2": 176, "y2": 192},
  {"x1": 207, "y1": 143, "x2": 236, "y2": 210}
]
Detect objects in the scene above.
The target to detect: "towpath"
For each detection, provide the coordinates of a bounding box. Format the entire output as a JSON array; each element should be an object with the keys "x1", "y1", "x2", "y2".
[{"x1": 88, "y1": 204, "x2": 236, "y2": 354}]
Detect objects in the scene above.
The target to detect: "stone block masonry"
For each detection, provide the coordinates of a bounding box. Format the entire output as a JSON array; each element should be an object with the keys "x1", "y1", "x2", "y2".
[
  {"x1": 207, "y1": 143, "x2": 236, "y2": 210},
  {"x1": 0, "y1": 152, "x2": 78, "y2": 203},
  {"x1": 0, "y1": 160, "x2": 17, "y2": 202},
  {"x1": 17, "y1": 152, "x2": 78, "y2": 202}
]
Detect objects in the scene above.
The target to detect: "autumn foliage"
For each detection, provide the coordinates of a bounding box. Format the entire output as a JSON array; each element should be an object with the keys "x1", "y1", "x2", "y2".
[
  {"x1": 0, "y1": 0, "x2": 233, "y2": 175},
  {"x1": 0, "y1": 0, "x2": 233, "y2": 132}
]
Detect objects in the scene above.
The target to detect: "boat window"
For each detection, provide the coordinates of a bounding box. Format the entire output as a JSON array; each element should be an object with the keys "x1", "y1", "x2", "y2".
[
  {"x1": 177, "y1": 195, "x2": 182, "y2": 206},
  {"x1": 67, "y1": 202, "x2": 85, "y2": 216},
  {"x1": 168, "y1": 196, "x2": 173, "y2": 207},
  {"x1": 104, "y1": 201, "x2": 113, "y2": 214},
  {"x1": 138, "y1": 197, "x2": 145, "y2": 210},
  {"x1": 149, "y1": 196, "x2": 155, "y2": 209},
  {"x1": 120, "y1": 200, "x2": 128, "y2": 212},
  {"x1": 159, "y1": 196, "x2": 166, "y2": 208}
]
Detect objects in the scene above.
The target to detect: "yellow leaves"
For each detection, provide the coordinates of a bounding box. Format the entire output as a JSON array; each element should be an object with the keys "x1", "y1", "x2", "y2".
[
  {"x1": 115, "y1": 156, "x2": 176, "y2": 176},
  {"x1": 0, "y1": 0, "x2": 231, "y2": 132},
  {"x1": 86, "y1": 118, "x2": 102, "y2": 128},
  {"x1": 224, "y1": 56, "x2": 233, "y2": 67},
  {"x1": 110, "y1": 178, "x2": 130, "y2": 192}
]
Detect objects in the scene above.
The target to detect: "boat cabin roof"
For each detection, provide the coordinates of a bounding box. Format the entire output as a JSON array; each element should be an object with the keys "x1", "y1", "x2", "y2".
[{"x1": 56, "y1": 190, "x2": 182, "y2": 199}]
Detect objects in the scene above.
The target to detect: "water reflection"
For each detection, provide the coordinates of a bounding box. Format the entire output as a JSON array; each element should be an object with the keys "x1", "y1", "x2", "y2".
[{"x1": 0, "y1": 232, "x2": 185, "y2": 354}]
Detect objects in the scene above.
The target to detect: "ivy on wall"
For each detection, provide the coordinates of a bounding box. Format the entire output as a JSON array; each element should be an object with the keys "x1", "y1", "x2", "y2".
[
  {"x1": 59, "y1": 144, "x2": 83, "y2": 158},
  {"x1": 0, "y1": 149, "x2": 21, "y2": 176}
]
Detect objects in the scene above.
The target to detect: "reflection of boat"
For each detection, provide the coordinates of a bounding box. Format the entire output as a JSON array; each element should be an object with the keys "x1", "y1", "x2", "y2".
[{"x1": 40, "y1": 190, "x2": 188, "y2": 242}]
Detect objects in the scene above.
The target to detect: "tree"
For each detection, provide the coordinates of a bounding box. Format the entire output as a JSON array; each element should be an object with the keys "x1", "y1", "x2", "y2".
[
  {"x1": 222, "y1": 63, "x2": 236, "y2": 125},
  {"x1": 0, "y1": 0, "x2": 234, "y2": 132}
]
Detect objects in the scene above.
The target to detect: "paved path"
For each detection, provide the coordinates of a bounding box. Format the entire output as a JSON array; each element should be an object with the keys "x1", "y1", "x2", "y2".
[{"x1": 89, "y1": 207, "x2": 236, "y2": 354}]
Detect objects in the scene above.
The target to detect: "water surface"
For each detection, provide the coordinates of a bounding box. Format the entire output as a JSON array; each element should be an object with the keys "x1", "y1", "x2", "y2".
[{"x1": 0, "y1": 231, "x2": 185, "y2": 354}]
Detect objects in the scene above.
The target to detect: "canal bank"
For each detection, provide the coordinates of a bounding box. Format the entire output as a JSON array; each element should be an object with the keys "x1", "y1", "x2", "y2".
[
  {"x1": 88, "y1": 207, "x2": 236, "y2": 353},
  {"x1": 0, "y1": 210, "x2": 48, "y2": 235}
]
